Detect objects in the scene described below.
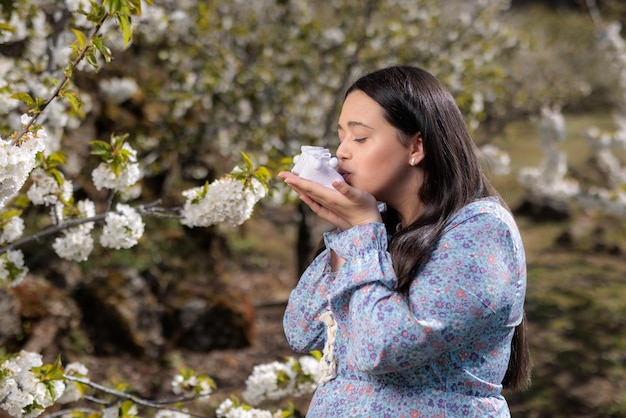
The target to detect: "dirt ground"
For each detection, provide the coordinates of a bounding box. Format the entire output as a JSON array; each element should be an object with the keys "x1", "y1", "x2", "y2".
[{"x1": 67, "y1": 212, "x2": 314, "y2": 416}]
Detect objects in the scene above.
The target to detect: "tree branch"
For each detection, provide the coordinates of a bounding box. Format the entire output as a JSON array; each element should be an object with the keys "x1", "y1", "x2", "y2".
[
  {"x1": 0, "y1": 201, "x2": 183, "y2": 255},
  {"x1": 61, "y1": 375, "x2": 212, "y2": 418},
  {"x1": 12, "y1": 13, "x2": 109, "y2": 146}
]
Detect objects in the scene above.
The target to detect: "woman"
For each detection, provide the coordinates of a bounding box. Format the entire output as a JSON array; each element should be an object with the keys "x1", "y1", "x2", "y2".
[{"x1": 279, "y1": 65, "x2": 530, "y2": 417}]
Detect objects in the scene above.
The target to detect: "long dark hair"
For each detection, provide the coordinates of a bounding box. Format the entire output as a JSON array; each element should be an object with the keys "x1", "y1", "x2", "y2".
[{"x1": 345, "y1": 65, "x2": 531, "y2": 390}]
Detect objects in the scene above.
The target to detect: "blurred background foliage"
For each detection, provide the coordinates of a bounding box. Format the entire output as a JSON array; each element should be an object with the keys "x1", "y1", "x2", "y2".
[{"x1": 3, "y1": 0, "x2": 626, "y2": 416}]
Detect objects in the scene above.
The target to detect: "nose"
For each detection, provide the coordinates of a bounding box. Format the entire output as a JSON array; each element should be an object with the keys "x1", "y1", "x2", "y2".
[{"x1": 336, "y1": 141, "x2": 349, "y2": 160}]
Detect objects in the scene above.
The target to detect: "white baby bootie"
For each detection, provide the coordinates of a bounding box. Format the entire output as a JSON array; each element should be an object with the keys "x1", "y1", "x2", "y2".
[{"x1": 291, "y1": 146, "x2": 343, "y2": 189}]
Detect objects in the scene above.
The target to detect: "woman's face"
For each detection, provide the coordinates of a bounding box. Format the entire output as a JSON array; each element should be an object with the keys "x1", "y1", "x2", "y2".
[{"x1": 336, "y1": 90, "x2": 422, "y2": 205}]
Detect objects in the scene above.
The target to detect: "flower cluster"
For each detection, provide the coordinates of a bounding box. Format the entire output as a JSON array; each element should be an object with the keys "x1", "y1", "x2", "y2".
[
  {"x1": 171, "y1": 368, "x2": 215, "y2": 399},
  {"x1": 0, "y1": 350, "x2": 320, "y2": 417},
  {"x1": 479, "y1": 144, "x2": 511, "y2": 176},
  {"x1": 241, "y1": 355, "x2": 321, "y2": 406},
  {"x1": 181, "y1": 177, "x2": 266, "y2": 228},
  {"x1": 92, "y1": 143, "x2": 142, "y2": 194},
  {"x1": 0, "y1": 351, "x2": 66, "y2": 418},
  {"x1": 0, "y1": 250, "x2": 28, "y2": 287},
  {"x1": 0, "y1": 214, "x2": 24, "y2": 245},
  {"x1": 0, "y1": 116, "x2": 47, "y2": 210},
  {"x1": 215, "y1": 398, "x2": 284, "y2": 418},
  {"x1": 155, "y1": 410, "x2": 193, "y2": 418},
  {"x1": 26, "y1": 168, "x2": 72, "y2": 206},
  {"x1": 56, "y1": 362, "x2": 89, "y2": 405},
  {"x1": 52, "y1": 200, "x2": 96, "y2": 262},
  {"x1": 100, "y1": 203, "x2": 145, "y2": 249}
]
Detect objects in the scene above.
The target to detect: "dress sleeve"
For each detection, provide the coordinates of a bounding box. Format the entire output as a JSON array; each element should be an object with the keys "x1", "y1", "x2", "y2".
[
  {"x1": 283, "y1": 248, "x2": 336, "y2": 353},
  {"x1": 326, "y1": 214, "x2": 525, "y2": 375}
]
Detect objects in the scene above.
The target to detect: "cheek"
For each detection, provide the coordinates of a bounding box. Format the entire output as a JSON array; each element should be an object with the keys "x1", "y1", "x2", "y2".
[{"x1": 355, "y1": 166, "x2": 389, "y2": 194}]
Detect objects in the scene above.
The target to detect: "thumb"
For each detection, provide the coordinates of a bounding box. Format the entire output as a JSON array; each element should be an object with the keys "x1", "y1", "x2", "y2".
[
  {"x1": 331, "y1": 179, "x2": 354, "y2": 198},
  {"x1": 332, "y1": 179, "x2": 370, "y2": 205}
]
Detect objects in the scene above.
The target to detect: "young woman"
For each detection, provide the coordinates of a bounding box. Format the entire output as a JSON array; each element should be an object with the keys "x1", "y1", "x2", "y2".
[{"x1": 279, "y1": 65, "x2": 530, "y2": 417}]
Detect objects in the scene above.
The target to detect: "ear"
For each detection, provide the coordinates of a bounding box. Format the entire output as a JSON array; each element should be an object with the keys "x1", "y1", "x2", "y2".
[{"x1": 409, "y1": 132, "x2": 425, "y2": 165}]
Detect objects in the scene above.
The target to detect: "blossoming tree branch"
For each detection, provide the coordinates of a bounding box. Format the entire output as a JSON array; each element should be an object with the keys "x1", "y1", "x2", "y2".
[
  {"x1": 0, "y1": 0, "x2": 269, "y2": 287},
  {"x1": 0, "y1": 1, "x2": 276, "y2": 416}
]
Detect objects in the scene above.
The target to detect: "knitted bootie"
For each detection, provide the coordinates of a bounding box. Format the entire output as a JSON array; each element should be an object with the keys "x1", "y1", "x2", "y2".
[{"x1": 291, "y1": 146, "x2": 343, "y2": 189}]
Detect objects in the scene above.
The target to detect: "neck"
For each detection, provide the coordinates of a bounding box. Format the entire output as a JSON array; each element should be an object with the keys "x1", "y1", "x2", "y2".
[{"x1": 394, "y1": 200, "x2": 424, "y2": 230}]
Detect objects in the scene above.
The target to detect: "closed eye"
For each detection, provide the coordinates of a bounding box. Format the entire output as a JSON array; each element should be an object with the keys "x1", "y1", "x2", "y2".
[{"x1": 354, "y1": 137, "x2": 366, "y2": 143}]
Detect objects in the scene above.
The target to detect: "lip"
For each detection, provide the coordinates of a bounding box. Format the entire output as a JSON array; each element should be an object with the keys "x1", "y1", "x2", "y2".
[{"x1": 338, "y1": 167, "x2": 351, "y2": 182}]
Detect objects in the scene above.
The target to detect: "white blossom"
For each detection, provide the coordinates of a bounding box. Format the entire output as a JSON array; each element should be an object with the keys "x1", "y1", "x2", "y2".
[
  {"x1": 480, "y1": 144, "x2": 511, "y2": 176},
  {"x1": 99, "y1": 77, "x2": 139, "y2": 104},
  {"x1": 92, "y1": 143, "x2": 142, "y2": 192},
  {"x1": 171, "y1": 372, "x2": 213, "y2": 398},
  {"x1": 57, "y1": 362, "x2": 89, "y2": 404},
  {"x1": 0, "y1": 351, "x2": 65, "y2": 418},
  {"x1": 52, "y1": 228, "x2": 94, "y2": 262},
  {"x1": 294, "y1": 355, "x2": 321, "y2": 396},
  {"x1": 155, "y1": 411, "x2": 192, "y2": 418},
  {"x1": 242, "y1": 360, "x2": 296, "y2": 406},
  {"x1": 0, "y1": 249, "x2": 28, "y2": 287},
  {"x1": 0, "y1": 119, "x2": 47, "y2": 209},
  {"x1": 215, "y1": 398, "x2": 279, "y2": 418},
  {"x1": 99, "y1": 203, "x2": 144, "y2": 249},
  {"x1": 52, "y1": 200, "x2": 96, "y2": 262},
  {"x1": 0, "y1": 215, "x2": 25, "y2": 244},
  {"x1": 181, "y1": 177, "x2": 266, "y2": 228},
  {"x1": 102, "y1": 406, "x2": 120, "y2": 418},
  {"x1": 27, "y1": 168, "x2": 73, "y2": 206},
  {"x1": 64, "y1": 362, "x2": 89, "y2": 377}
]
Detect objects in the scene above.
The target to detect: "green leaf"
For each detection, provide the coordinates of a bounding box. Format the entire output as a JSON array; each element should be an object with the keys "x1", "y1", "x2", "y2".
[
  {"x1": 117, "y1": 14, "x2": 133, "y2": 48},
  {"x1": 240, "y1": 151, "x2": 254, "y2": 171},
  {"x1": 48, "y1": 152, "x2": 67, "y2": 165},
  {"x1": 71, "y1": 28, "x2": 87, "y2": 48},
  {"x1": 50, "y1": 169, "x2": 65, "y2": 187},
  {"x1": 0, "y1": 209, "x2": 22, "y2": 222},
  {"x1": 119, "y1": 400, "x2": 137, "y2": 417},
  {"x1": 93, "y1": 36, "x2": 113, "y2": 63},
  {"x1": 90, "y1": 140, "x2": 113, "y2": 157},
  {"x1": 33, "y1": 97, "x2": 47, "y2": 113},
  {"x1": 103, "y1": 0, "x2": 123, "y2": 14},
  {"x1": 253, "y1": 166, "x2": 271, "y2": 185},
  {"x1": 85, "y1": 47, "x2": 100, "y2": 71},
  {"x1": 60, "y1": 90, "x2": 84, "y2": 118},
  {"x1": 10, "y1": 92, "x2": 34, "y2": 107}
]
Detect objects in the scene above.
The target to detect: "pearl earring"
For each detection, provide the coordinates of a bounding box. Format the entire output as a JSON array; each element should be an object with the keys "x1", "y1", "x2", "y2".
[{"x1": 410, "y1": 158, "x2": 416, "y2": 166}]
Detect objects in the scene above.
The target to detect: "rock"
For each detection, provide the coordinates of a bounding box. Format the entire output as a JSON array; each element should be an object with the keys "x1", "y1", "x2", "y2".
[
  {"x1": 9, "y1": 276, "x2": 81, "y2": 357},
  {"x1": 74, "y1": 268, "x2": 165, "y2": 359},
  {"x1": 514, "y1": 194, "x2": 571, "y2": 222},
  {"x1": 163, "y1": 279, "x2": 255, "y2": 352}
]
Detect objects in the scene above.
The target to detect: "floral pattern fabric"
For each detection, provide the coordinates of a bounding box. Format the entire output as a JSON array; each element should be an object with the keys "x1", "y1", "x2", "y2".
[{"x1": 283, "y1": 197, "x2": 527, "y2": 417}]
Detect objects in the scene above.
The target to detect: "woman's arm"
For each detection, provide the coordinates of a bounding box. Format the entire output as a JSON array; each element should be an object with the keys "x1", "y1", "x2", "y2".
[
  {"x1": 283, "y1": 249, "x2": 336, "y2": 353},
  {"x1": 327, "y1": 212, "x2": 526, "y2": 374}
]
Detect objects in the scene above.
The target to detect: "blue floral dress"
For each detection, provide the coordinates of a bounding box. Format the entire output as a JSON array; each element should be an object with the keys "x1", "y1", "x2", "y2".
[{"x1": 283, "y1": 197, "x2": 527, "y2": 417}]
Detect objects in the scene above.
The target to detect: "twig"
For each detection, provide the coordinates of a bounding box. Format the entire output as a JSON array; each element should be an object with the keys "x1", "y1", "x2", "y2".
[
  {"x1": 11, "y1": 13, "x2": 109, "y2": 146},
  {"x1": 45, "y1": 407, "x2": 101, "y2": 418},
  {"x1": 0, "y1": 214, "x2": 106, "y2": 255},
  {"x1": 58, "y1": 376, "x2": 212, "y2": 418},
  {"x1": 0, "y1": 201, "x2": 183, "y2": 255}
]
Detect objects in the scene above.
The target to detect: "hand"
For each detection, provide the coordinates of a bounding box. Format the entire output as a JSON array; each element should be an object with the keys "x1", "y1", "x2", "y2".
[{"x1": 278, "y1": 171, "x2": 382, "y2": 230}]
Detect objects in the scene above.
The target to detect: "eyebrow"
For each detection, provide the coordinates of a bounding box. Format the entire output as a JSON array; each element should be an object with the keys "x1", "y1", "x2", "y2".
[{"x1": 337, "y1": 121, "x2": 374, "y2": 131}]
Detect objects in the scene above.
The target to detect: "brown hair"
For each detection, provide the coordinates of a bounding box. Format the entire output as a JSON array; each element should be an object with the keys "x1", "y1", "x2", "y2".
[{"x1": 345, "y1": 65, "x2": 531, "y2": 390}]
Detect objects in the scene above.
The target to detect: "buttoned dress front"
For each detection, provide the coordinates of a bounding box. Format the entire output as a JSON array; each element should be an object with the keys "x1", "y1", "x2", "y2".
[{"x1": 283, "y1": 197, "x2": 527, "y2": 417}]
